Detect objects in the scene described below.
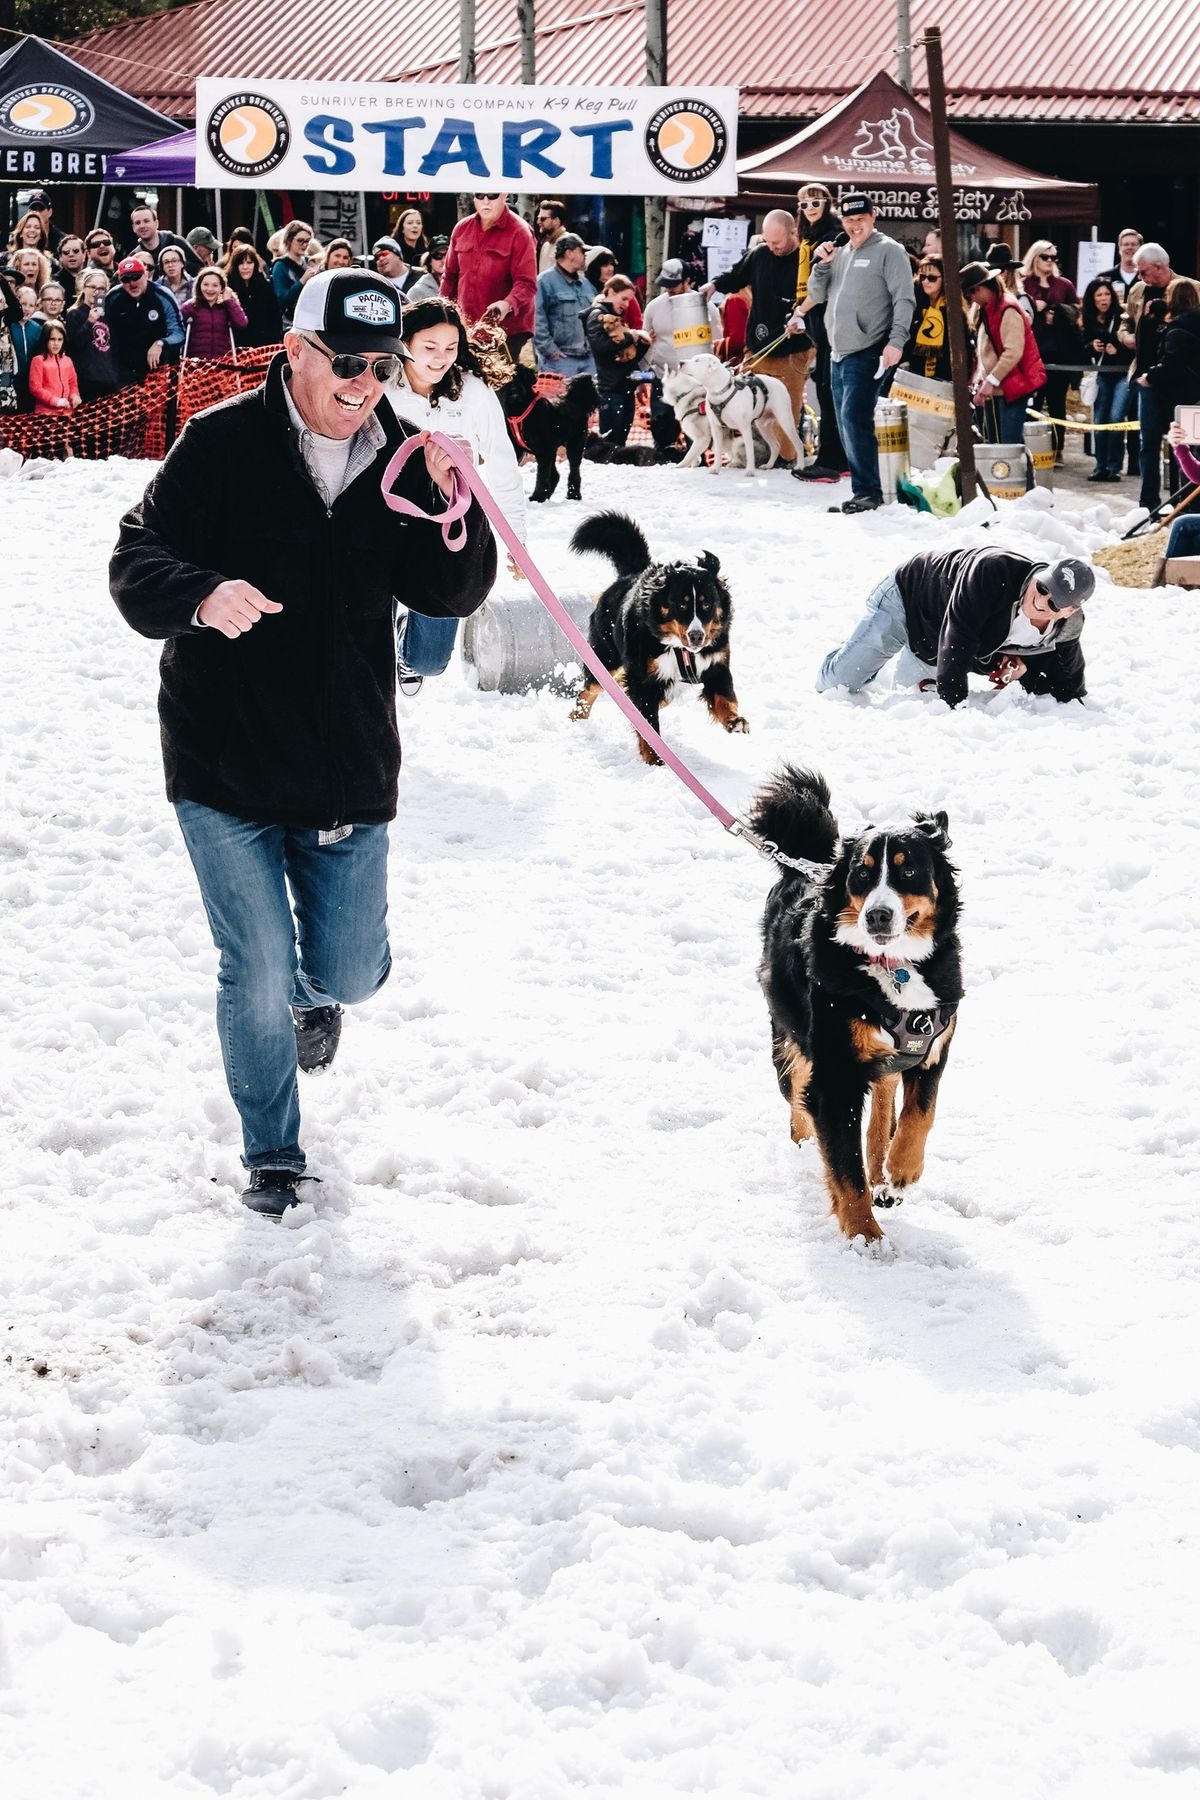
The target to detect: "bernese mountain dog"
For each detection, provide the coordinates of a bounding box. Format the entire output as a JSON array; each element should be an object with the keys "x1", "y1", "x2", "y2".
[
  {"x1": 750, "y1": 767, "x2": 963, "y2": 1245},
  {"x1": 568, "y1": 510, "x2": 748, "y2": 764}
]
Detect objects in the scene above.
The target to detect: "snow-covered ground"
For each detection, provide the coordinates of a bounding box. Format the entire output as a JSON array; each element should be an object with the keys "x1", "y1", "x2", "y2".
[{"x1": 4, "y1": 451, "x2": 1200, "y2": 1799}]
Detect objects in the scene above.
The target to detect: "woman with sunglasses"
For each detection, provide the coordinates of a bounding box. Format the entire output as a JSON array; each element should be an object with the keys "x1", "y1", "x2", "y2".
[
  {"x1": 791, "y1": 184, "x2": 848, "y2": 482},
  {"x1": 270, "y1": 220, "x2": 318, "y2": 326},
  {"x1": 1020, "y1": 240, "x2": 1082, "y2": 463},
  {"x1": 388, "y1": 296, "x2": 523, "y2": 690},
  {"x1": 902, "y1": 258, "x2": 960, "y2": 383},
  {"x1": 223, "y1": 245, "x2": 283, "y2": 349}
]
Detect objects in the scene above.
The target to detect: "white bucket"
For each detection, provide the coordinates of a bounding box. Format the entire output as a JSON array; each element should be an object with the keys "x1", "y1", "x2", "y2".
[
  {"x1": 670, "y1": 291, "x2": 713, "y2": 360},
  {"x1": 1023, "y1": 419, "x2": 1055, "y2": 490},
  {"x1": 889, "y1": 371, "x2": 955, "y2": 468},
  {"x1": 461, "y1": 592, "x2": 596, "y2": 694}
]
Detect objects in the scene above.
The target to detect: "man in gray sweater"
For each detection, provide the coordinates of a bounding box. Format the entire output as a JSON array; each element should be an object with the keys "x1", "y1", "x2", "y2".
[{"x1": 801, "y1": 193, "x2": 915, "y2": 513}]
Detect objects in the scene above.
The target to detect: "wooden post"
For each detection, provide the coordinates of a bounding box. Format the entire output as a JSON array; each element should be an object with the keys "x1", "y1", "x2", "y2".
[
  {"x1": 458, "y1": 0, "x2": 477, "y2": 221},
  {"x1": 517, "y1": 0, "x2": 536, "y2": 85},
  {"x1": 923, "y1": 25, "x2": 977, "y2": 503},
  {"x1": 643, "y1": 0, "x2": 667, "y2": 285}
]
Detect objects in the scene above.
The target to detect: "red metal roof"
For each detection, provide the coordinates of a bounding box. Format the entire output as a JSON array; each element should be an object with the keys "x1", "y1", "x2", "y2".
[{"x1": 69, "y1": 0, "x2": 1200, "y2": 125}]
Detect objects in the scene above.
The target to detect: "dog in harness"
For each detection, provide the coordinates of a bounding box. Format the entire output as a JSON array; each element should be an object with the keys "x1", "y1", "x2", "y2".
[
  {"x1": 662, "y1": 364, "x2": 775, "y2": 471},
  {"x1": 686, "y1": 351, "x2": 802, "y2": 477},
  {"x1": 749, "y1": 766, "x2": 964, "y2": 1245}
]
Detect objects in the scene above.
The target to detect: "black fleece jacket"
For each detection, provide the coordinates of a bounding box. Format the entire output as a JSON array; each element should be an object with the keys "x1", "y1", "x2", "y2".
[
  {"x1": 894, "y1": 546, "x2": 1086, "y2": 707},
  {"x1": 110, "y1": 354, "x2": 496, "y2": 828}
]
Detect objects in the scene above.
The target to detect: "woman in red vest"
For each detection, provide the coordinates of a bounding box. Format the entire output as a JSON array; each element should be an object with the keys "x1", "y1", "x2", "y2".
[{"x1": 960, "y1": 261, "x2": 1045, "y2": 444}]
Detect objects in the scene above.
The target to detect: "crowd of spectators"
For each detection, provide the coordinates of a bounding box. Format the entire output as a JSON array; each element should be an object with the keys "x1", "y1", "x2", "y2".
[{"x1": 3, "y1": 189, "x2": 1199, "y2": 522}]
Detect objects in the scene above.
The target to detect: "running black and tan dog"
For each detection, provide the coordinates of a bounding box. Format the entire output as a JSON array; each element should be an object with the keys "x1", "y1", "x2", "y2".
[
  {"x1": 568, "y1": 511, "x2": 748, "y2": 764},
  {"x1": 750, "y1": 767, "x2": 963, "y2": 1244}
]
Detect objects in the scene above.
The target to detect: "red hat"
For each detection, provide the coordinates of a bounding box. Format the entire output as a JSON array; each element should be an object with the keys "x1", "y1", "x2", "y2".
[{"x1": 117, "y1": 256, "x2": 147, "y2": 279}]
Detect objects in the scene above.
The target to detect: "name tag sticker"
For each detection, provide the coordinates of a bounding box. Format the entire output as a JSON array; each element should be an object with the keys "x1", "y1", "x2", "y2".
[{"x1": 853, "y1": 258, "x2": 870, "y2": 267}]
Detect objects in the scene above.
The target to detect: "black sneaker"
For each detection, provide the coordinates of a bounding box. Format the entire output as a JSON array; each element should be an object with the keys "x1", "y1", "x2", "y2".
[
  {"x1": 792, "y1": 464, "x2": 845, "y2": 483},
  {"x1": 292, "y1": 1003, "x2": 343, "y2": 1074},
  {"x1": 241, "y1": 1168, "x2": 307, "y2": 1217},
  {"x1": 396, "y1": 659, "x2": 424, "y2": 697},
  {"x1": 831, "y1": 495, "x2": 883, "y2": 514}
]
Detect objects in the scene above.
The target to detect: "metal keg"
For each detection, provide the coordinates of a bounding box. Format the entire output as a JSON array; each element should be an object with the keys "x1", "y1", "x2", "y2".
[
  {"x1": 670, "y1": 290, "x2": 713, "y2": 360},
  {"x1": 1023, "y1": 418, "x2": 1056, "y2": 489},
  {"x1": 874, "y1": 397, "x2": 910, "y2": 503},
  {"x1": 461, "y1": 592, "x2": 596, "y2": 695},
  {"x1": 976, "y1": 442, "x2": 1028, "y2": 500}
]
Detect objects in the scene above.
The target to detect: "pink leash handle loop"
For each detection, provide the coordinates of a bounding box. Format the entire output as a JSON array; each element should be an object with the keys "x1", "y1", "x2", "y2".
[
  {"x1": 421, "y1": 430, "x2": 741, "y2": 835},
  {"x1": 380, "y1": 431, "x2": 472, "y2": 550}
]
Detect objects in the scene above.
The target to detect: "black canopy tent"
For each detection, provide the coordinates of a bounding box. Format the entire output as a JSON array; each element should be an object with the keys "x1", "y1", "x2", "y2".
[{"x1": 0, "y1": 33, "x2": 178, "y2": 183}]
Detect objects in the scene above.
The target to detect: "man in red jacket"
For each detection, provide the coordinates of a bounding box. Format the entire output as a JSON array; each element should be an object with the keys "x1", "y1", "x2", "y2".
[{"x1": 441, "y1": 192, "x2": 537, "y2": 356}]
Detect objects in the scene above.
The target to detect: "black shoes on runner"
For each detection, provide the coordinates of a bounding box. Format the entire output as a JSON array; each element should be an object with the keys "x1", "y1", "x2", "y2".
[
  {"x1": 241, "y1": 1168, "x2": 306, "y2": 1216},
  {"x1": 829, "y1": 495, "x2": 883, "y2": 514},
  {"x1": 292, "y1": 1004, "x2": 343, "y2": 1074},
  {"x1": 396, "y1": 660, "x2": 424, "y2": 697},
  {"x1": 792, "y1": 464, "x2": 845, "y2": 483}
]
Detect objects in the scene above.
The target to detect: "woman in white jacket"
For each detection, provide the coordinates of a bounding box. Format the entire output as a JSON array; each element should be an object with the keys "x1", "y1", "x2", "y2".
[{"x1": 390, "y1": 297, "x2": 526, "y2": 691}]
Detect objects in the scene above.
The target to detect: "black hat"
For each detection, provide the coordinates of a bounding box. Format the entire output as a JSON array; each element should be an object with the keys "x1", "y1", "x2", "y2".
[
  {"x1": 429, "y1": 234, "x2": 450, "y2": 252},
  {"x1": 292, "y1": 270, "x2": 406, "y2": 353},
  {"x1": 985, "y1": 243, "x2": 1016, "y2": 272},
  {"x1": 1035, "y1": 557, "x2": 1095, "y2": 611},
  {"x1": 840, "y1": 192, "x2": 875, "y2": 217},
  {"x1": 372, "y1": 236, "x2": 404, "y2": 258},
  {"x1": 26, "y1": 189, "x2": 51, "y2": 209}
]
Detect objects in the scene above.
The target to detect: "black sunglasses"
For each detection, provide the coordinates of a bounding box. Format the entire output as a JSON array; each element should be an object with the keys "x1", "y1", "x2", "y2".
[
  {"x1": 119, "y1": 270, "x2": 144, "y2": 284},
  {"x1": 88, "y1": 237, "x2": 113, "y2": 248},
  {"x1": 919, "y1": 273, "x2": 941, "y2": 282},
  {"x1": 303, "y1": 335, "x2": 401, "y2": 382},
  {"x1": 473, "y1": 192, "x2": 499, "y2": 201}
]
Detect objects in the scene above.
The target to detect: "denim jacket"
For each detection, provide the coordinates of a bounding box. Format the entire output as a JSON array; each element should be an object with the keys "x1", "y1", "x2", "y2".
[{"x1": 534, "y1": 265, "x2": 597, "y2": 361}]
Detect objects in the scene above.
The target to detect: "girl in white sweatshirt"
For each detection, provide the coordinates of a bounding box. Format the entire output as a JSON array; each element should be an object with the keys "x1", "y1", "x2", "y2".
[{"x1": 389, "y1": 298, "x2": 527, "y2": 690}]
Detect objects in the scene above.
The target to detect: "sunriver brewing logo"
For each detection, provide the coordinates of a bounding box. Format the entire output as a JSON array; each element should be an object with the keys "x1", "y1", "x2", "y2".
[
  {"x1": 644, "y1": 98, "x2": 727, "y2": 184},
  {"x1": 0, "y1": 83, "x2": 95, "y2": 138},
  {"x1": 205, "y1": 91, "x2": 290, "y2": 178}
]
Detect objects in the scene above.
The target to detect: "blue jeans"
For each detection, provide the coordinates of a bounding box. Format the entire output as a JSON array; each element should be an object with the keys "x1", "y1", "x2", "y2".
[
  {"x1": 1092, "y1": 369, "x2": 1129, "y2": 476},
  {"x1": 398, "y1": 609, "x2": 458, "y2": 675},
  {"x1": 976, "y1": 391, "x2": 1029, "y2": 444},
  {"x1": 598, "y1": 385, "x2": 634, "y2": 445},
  {"x1": 1165, "y1": 514, "x2": 1200, "y2": 559},
  {"x1": 830, "y1": 346, "x2": 886, "y2": 501},
  {"x1": 815, "y1": 573, "x2": 935, "y2": 693},
  {"x1": 538, "y1": 351, "x2": 594, "y2": 379},
  {"x1": 175, "y1": 801, "x2": 391, "y2": 1172}
]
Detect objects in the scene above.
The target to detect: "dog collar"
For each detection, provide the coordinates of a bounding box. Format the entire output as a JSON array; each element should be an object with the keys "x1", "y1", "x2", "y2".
[{"x1": 673, "y1": 646, "x2": 703, "y2": 683}]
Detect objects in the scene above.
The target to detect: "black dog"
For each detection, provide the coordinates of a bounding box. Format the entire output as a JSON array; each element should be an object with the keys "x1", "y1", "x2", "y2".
[
  {"x1": 495, "y1": 365, "x2": 597, "y2": 503},
  {"x1": 750, "y1": 767, "x2": 963, "y2": 1244},
  {"x1": 568, "y1": 511, "x2": 748, "y2": 764}
]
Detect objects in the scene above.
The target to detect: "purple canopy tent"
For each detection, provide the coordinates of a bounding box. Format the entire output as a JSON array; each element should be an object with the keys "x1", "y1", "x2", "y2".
[{"x1": 104, "y1": 128, "x2": 195, "y2": 184}]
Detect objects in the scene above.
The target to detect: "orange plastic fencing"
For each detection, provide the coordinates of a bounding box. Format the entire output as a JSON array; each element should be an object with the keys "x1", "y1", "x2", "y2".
[{"x1": 0, "y1": 346, "x2": 281, "y2": 462}]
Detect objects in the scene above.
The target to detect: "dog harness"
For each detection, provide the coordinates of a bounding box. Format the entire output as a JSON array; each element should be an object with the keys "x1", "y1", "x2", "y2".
[
  {"x1": 869, "y1": 1000, "x2": 958, "y2": 1076},
  {"x1": 708, "y1": 372, "x2": 770, "y2": 422},
  {"x1": 505, "y1": 396, "x2": 539, "y2": 454},
  {"x1": 673, "y1": 647, "x2": 703, "y2": 683}
]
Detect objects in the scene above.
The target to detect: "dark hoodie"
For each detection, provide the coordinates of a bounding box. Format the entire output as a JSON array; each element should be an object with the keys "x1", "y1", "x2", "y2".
[{"x1": 1145, "y1": 309, "x2": 1200, "y2": 406}]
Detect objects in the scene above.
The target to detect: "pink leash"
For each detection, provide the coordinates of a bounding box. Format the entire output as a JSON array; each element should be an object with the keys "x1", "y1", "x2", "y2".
[{"x1": 381, "y1": 430, "x2": 828, "y2": 875}]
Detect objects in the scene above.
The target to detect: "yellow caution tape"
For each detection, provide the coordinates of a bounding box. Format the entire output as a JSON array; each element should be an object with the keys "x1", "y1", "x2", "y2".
[{"x1": 1026, "y1": 409, "x2": 1140, "y2": 432}]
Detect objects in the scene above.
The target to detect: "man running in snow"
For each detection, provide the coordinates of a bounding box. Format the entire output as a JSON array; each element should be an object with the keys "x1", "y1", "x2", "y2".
[{"x1": 111, "y1": 271, "x2": 496, "y2": 1217}]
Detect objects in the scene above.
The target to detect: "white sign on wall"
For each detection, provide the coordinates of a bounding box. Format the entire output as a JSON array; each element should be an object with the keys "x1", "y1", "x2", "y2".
[
  {"x1": 1076, "y1": 240, "x2": 1115, "y2": 294},
  {"x1": 194, "y1": 80, "x2": 739, "y2": 195}
]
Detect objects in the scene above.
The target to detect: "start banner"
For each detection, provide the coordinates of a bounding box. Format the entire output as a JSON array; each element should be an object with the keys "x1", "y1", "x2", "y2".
[{"x1": 194, "y1": 79, "x2": 739, "y2": 195}]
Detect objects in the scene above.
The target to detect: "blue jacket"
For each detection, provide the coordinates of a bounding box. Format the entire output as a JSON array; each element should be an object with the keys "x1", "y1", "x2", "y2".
[{"x1": 534, "y1": 265, "x2": 597, "y2": 363}]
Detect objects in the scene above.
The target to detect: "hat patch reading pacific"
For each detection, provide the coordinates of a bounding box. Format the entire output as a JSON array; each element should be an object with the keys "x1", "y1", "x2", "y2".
[{"x1": 343, "y1": 289, "x2": 397, "y2": 327}]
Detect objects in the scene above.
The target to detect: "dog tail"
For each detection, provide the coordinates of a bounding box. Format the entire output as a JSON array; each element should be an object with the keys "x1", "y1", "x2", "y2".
[
  {"x1": 569, "y1": 510, "x2": 651, "y2": 578},
  {"x1": 747, "y1": 766, "x2": 838, "y2": 873}
]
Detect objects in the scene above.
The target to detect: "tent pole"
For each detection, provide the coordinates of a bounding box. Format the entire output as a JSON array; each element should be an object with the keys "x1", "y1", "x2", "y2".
[
  {"x1": 93, "y1": 185, "x2": 107, "y2": 230},
  {"x1": 175, "y1": 187, "x2": 183, "y2": 234},
  {"x1": 215, "y1": 188, "x2": 224, "y2": 251}
]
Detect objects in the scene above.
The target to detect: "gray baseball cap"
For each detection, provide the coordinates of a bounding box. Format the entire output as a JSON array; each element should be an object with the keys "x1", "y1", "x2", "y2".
[{"x1": 1036, "y1": 557, "x2": 1095, "y2": 610}]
